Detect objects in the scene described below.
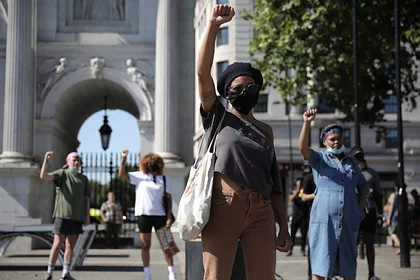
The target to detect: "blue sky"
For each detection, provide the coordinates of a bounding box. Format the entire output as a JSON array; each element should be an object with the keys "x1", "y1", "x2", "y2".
[{"x1": 77, "y1": 109, "x2": 141, "y2": 155}]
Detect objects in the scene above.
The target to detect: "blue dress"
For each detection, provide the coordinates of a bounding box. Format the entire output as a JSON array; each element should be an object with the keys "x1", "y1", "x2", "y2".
[{"x1": 308, "y1": 150, "x2": 367, "y2": 278}]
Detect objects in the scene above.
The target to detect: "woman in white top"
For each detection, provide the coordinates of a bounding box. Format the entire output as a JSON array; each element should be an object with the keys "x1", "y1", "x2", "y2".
[{"x1": 118, "y1": 151, "x2": 176, "y2": 280}]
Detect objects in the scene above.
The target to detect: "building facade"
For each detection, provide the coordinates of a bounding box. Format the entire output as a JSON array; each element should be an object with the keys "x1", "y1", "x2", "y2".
[{"x1": 0, "y1": 0, "x2": 195, "y2": 227}]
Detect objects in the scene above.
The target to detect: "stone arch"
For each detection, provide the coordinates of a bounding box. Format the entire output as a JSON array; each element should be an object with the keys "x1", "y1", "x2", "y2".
[
  {"x1": 40, "y1": 67, "x2": 153, "y2": 122},
  {"x1": 35, "y1": 66, "x2": 155, "y2": 166}
]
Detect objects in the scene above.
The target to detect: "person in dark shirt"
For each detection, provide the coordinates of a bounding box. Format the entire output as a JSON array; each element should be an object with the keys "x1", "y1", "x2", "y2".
[
  {"x1": 287, "y1": 178, "x2": 309, "y2": 256},
  {"x1": 352, "y1": 148, "x2": 383, "y2": 280},
  {"x1": 196, "y1": 4, "x2": 292, "y2": 279},
  {"x1": 301, "y1": 164, "x2": 316, "y2": 280}
]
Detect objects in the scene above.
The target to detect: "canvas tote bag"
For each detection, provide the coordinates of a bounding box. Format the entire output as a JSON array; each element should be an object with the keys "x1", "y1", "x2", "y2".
[{"x1": 177, "y1": 111, "x2": 226, "y2": 241}]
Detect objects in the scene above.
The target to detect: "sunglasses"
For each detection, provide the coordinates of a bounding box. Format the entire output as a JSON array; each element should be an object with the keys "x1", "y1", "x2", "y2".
[{"x1": 228, "y1": 84, "x2": 260, "y2": 96}]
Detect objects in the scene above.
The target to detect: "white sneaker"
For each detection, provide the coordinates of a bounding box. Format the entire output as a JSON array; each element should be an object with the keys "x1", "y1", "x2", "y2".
[
  {"x1": 369, "y1": 276, "x2": 381, "y2": 280},
  {"x1": 168, "y1": 273, "x2": 176, "y2": 280},
  {"x1": 145, "y1": 275, "x2": 152, "y2": 280}
]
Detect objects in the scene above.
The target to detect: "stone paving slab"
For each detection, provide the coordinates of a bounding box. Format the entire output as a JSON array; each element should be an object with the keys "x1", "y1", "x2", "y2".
[{"x1": 0, "y1": 244, "x2": 419, "y2": 280}]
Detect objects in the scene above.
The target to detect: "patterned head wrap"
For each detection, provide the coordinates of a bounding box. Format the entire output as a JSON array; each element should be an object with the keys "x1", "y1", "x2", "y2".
[{"x1": 320, "y1": 124, "x2": 343, "y2": 143}]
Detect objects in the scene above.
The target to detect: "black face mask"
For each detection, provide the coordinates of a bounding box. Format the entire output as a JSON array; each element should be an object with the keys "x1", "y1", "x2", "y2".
[
  {"x1": 227, "y1": 93, "x2": 259, "y2": 115},
  {"x1": 147, "y1": 163, "x2": 158, "y2": 172}
]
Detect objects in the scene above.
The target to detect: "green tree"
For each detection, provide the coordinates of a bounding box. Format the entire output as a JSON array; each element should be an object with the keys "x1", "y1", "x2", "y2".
[
  {"x1": 106, "y1": 176, "x2": 135, "y2": 212},
  {"x1": 243, "y1": 0, "x2": 420, "y2": 136},
  {"x1": 89, "y1": 180, "x2": 107, "y2": 209}
]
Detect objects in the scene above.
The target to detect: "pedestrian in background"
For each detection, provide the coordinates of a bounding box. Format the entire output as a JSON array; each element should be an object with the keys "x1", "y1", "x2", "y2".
[
  {"x1": 287, "y1": 177, "x2": 309, "y2": 257},
  {"x1": 352, "y1": 149, "x2": 383, "y2": 280},
  {"x1": 299, "y1": 109, "x2": 369, "y2": 280},
  {"x1": 100, "y1": 191, "x2": 123, "y2": 249},
  {"x1": 301, "y1": 164, "x2": 316, "y2": 280},
  {"x1": 40, "y1": 151, "x2": 90, "y2": 280},
  {"x1": 118, "y1": 151, "x2": 176, "y2": 280},
  {"x1": 387, "y1": 182, "x2": 401, "y2": 255}
]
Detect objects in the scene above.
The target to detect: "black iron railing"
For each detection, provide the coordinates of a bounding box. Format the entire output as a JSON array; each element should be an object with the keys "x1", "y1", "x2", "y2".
[{"x1": 81, "y1": 152, "x2": 140, "y2": 238}]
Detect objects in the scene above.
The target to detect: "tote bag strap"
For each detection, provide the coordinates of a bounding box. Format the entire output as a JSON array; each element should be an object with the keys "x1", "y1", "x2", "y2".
[
  {"x1": 193, "y1": 110, "x2": 227, "y2": 167},
  {"x1": 208, "y1": 110, "x2": 226, "y2": 153},
  {"x1": 163, "y1": 175, "x2": 167, "y2": 193}
]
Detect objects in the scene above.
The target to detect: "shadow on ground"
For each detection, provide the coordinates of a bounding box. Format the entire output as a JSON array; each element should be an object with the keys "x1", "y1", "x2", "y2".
[{"x1": 0, "y1": 265, "x2": 143, "y2": 272}]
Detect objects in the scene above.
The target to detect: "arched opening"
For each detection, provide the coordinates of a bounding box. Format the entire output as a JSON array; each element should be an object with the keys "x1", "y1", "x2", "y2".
[
  {"x1": 35, "y1": 68, "x2": 154, "y2": 230},
  {"x1": 77, "y1": 109, "x2": 142, "y2": 232},
  {"x1": 36, "y1": 67, "x2": 154, "y2": 162}
]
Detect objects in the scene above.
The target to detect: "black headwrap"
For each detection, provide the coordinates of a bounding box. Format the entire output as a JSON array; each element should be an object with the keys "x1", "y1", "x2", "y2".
[{"x1": 216, "y1": 62, "x2": 263, "y2": 98}]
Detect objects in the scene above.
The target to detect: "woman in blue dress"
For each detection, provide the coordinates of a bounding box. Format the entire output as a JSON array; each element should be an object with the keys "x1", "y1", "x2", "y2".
[{"x1": 298, "y1": 108, "x2": 369, "y2": 280}]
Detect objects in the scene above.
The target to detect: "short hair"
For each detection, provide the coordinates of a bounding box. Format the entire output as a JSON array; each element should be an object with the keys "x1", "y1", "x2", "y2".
[{"x1": 139, "y1": 153, "x2": 164, "y2": 175}]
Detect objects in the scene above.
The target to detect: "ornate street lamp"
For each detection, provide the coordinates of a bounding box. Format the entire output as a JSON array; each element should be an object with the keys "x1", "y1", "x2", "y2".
[{"x1": 99, "y1": 95, "x2": 112, "y2": 151}]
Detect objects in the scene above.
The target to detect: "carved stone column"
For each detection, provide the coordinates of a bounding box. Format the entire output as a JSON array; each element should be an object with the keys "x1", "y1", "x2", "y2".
[
  {"x1": 0, "y1": 0, "x2": 36, "y2": 164},
  {"x1": 154, "y1": 0, "x2": 182, "y2": 164}
]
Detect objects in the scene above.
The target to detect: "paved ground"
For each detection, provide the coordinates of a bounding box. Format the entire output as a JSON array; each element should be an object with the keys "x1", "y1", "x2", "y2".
[{"x1": 0, "y1": 236, "x2": 419, "y2": 280}]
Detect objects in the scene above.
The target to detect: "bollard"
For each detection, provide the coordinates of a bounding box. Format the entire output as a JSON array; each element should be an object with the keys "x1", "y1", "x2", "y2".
[{"x1": 185, "y1": 237, "x2": 246, "y2": 279}]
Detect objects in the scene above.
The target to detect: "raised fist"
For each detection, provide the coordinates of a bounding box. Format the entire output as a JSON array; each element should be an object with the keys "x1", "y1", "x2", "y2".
[
  {"x1": 44, "y1": 151, "x2": 54, "y2": 161},
  {"x1": 303, "y1": 109, "x2": 317, "y2": 123},
  {"x1": 121, "y1": 150, "x2": 129, "y2": 158},
  {"x1": 210, "y1": 5, "x2": 235, "y2": 26}
]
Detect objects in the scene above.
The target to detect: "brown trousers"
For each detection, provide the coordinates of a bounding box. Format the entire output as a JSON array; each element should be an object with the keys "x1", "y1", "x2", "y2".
[{"x1": 201, "y1": 184, "x2": 276, "y2": 280}]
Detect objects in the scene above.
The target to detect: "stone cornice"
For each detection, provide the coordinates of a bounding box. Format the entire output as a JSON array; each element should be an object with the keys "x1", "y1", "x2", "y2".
[{"x1": 37, "y1": 43, "x2": 155, "y2": 57}]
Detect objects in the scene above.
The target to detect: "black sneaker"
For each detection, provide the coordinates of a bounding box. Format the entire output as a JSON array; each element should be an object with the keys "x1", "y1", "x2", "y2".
[
  {"x1": 61, "y1": 273, "x2": 76, "y2": 280},
  {"x1": 286, "y1": 250, "x2": 292, "y2": 257},
  {"x1": 46, "y1": 275, "x2": 52, "y2": 280}
]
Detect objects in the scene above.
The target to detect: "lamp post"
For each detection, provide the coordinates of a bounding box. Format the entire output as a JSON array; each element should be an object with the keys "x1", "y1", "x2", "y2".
[
  {"x1": 394, "y1": 0, "x2": 410, "y2": 268},
  {"x1": 352, "y1": 0, "x2": 361, "y2": 147},
  {"x1": 99, "y1": 95, "x2": 112, "y2": 151}
]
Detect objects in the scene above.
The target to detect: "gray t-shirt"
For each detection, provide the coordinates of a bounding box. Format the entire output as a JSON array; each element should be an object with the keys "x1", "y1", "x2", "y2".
[{"x1": 200, "y1": 98, "x2": 283, "y2": 199}]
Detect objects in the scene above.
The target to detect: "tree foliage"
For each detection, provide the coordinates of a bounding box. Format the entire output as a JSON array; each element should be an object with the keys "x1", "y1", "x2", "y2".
[{"x1": 243, "y1": 0, "x2": 420, "y2": 134}]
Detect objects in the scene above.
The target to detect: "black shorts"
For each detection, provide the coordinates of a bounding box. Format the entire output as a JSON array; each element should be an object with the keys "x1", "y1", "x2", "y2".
[
  {"x1": 53, "y1": 218, "x2": 83, "y2": 236},
  {"x1": 136, "y1": 215, "x2": 166, "y2": 233},
  {"x1": 359, "y1": 208, "x2": 378, "y2": 234}
]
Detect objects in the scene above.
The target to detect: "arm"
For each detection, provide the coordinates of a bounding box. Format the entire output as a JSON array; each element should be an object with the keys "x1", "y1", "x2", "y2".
[
  {"x1": 164, "y1": 176, "x2": 173, "y2": 227},
  {"x1": 302, "y1": 173, "x2": 316, "y2": 202},
  {"x1": 387, "y1": 193, "x2": 395, "y2": 226},
  {"x1": 40, "y1": 151, "x2": 55, "y2": 181},
  {"x1": 100, "y1": 203, "x2": 107, "y2": 222},
  {"x1": 197, "y1": 5, "x2": 235, "y2": 113},
  {"x1": 119, "y1": 204, "x2": 124, "y2": 224},
  {"x1": 118, "y1": 150, "x2": 129, "y2": 180},
  {"x1": 85, "y1": 197, "x2": 90, "y2": 226},
  {"x1": 356, "y1": 167, "x2": 369, "y2": 213},
  {"x1": 289, "y1": 190, "x2": 299, "y2": 202},
  {"x1": 302, "y1": 193, "x2": 315, "y2": 202},
  {"x1": 165, "y1": 194, "x2": 173, "y2": 226},
  {"x1": 373, "y1": 170, "x2": 384, "y2": 215},
  {"x1": 84, "y1": 179, "x2": 91, "y2": 225},
  {"x1": 299, "y1": 109, "x2": 317, "y2": 160},
  {"x1": 166, "y1": 194, "x2": 173, "y2": 217},
  {"x1": 359, "y1": 188, "x2": 369, "y2": 213},
  {"x1": 271, "y1": 192, "x2": 292, "y2": 252}
]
